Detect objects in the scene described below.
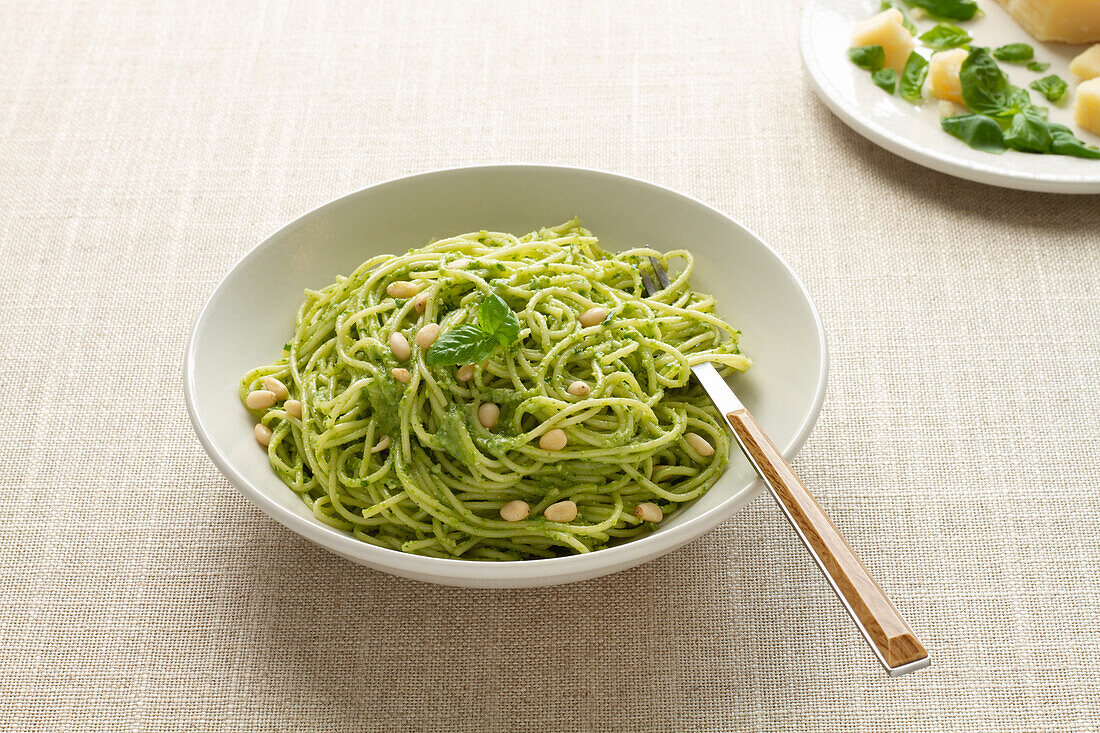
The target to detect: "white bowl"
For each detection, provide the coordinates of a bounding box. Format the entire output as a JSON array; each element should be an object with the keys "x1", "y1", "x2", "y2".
[{"x1": 184, "y1": 165, "x2": 827, "y2": 588}]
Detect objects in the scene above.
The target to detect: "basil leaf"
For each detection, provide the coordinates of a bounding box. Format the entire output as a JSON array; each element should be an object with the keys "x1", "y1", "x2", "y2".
[
  {"x1": 903, "y1": 0, "x2": 978, "y2": 21},
  {"x1": 1006, "y1": 87, "x2": 1046, "y2": 118},
  {"x1": 424, "y1": 324, "x2": 494, "y2": 366},
  {"x1": 491, "y1": 311, "x2": 521, "y2": 348},
  {"x1": 960, "y1": 47, "x2": 1011, "y2": 115},
  {"x1": 1047, "y1": 124, "x2": 1100, "y2": 159},
  {"x1": 477, "y1": 293, "x2": 521, "y2": 347},
  {"x1": 1026, "y1": 61, "x2": 1050, "y2": 73},
  {"x1": 993, "y1": 43, "x2": 1034, "y2": 63},
  {"x1": 476, "y1": 293, "x2": 511, "y2": 336},
  {"x1": 941, "y1": 114, "x2": 1007, "y2": 153},
  {"x1": 873, "y1": 68, "x2": 898, "y2": 94},
  {"x1": 919, "y1": 23, "x2": 972, "y2": 50},
  {"x1": 1003, "y1": 113, "x2": 1052, "y2": 153},
  {"x1": 880, "y1": 0, "x2": 918, "y2": 34},
  {"x1": 1029, "y1": 74, "x2": 1068, "y2": 103},
  {"x1": 900, "y1": 52, "x2": 929, "y2": 102},
  {"x1": 848, "y1": 45, "x2": 886, "y2": 72},
  {"x1": 427, "y1": 293, "x2": 523, "y2": 366}
]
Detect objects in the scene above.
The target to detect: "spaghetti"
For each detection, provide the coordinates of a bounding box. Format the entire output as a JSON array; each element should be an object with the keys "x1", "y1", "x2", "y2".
[{"x1": 240, "y1": 219, "x2": 750, "y2": 560}]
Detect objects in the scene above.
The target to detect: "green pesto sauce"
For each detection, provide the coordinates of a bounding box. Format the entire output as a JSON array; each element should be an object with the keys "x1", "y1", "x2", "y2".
[
  {"x1": 480, "y1": 387, "x2": 533, "y2": 407},
  {"x1": 432, "y1": 406, "x2": 481, "y2": 466},
  {"x1": 471, "y1": 429, "x2": 525, "y2": 459},
  {"x1": 364, "y1": 376, "x2": 404, "y2": 436}
]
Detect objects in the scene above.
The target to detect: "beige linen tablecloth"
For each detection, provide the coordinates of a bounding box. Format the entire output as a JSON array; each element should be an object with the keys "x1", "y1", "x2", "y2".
[{"x1": 2, "y1": 1, "x2": 1099, "y2": 730}]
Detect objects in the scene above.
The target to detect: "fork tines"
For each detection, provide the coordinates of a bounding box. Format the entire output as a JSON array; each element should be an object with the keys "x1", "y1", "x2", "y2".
[
  {"x1": 648, "y1": 256, "x2": 672, "y2": 290},
  {"x1": 641, "y1": 256, "x2": 671, "y2": 297}
]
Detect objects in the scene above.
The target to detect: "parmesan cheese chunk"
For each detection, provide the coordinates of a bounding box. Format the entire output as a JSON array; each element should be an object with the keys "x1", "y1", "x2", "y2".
[
  {"x1": 993, "y1": 0, "x2": 1100, "y2": 44},
  {"x1": 1074, "y1": 78, "x2": 1100, "y2": 136},
  {"x1": 851, "y1": 8, "x2": 915, "y2": 73},
  {"x1": 930, "y1": 48, "x2": 970, "y2": 106},
  {"x1": 1070, "y1": 44, "x2": 1100, "y2": 80}
]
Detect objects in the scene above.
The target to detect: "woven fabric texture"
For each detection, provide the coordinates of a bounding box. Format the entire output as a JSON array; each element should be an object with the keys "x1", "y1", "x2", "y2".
[{"x1": 1, "y1": 0, "x2": 1098, "y2": 730}]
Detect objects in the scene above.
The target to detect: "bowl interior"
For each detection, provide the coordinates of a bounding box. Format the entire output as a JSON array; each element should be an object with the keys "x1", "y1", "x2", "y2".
[{"x1": 185, "y1": 165, "x2": 826, "y2": 587}]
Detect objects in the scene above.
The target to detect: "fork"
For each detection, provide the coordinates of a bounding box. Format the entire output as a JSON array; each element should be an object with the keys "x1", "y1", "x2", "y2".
[{"x1": 642, "y1": 257, "x2": 929, "y2": 677}]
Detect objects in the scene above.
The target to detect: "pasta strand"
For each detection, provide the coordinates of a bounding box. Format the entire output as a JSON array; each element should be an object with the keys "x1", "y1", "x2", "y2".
[{"x1": 240, "y1": 219, "x2": 751, "y2": 560}]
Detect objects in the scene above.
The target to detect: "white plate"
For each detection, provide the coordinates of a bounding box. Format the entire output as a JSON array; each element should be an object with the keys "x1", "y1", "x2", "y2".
[
  {"x1": 184, "y1": 165, "x2": 827, "y2": 588},
  {"x1": 801, "y1": 0, "x2": 1100, "y2": 193}
]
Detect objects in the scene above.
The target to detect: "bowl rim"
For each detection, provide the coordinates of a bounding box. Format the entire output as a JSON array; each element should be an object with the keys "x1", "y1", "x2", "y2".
[{"x1": 183, "y1": 163, "x2": 829, "y2": 584}]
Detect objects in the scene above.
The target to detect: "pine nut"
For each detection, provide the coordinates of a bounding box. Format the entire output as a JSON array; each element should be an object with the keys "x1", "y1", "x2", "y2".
[
  {"x1": 254, "y1": 423, "x2": 272, "y2": 447},
  {"x1": 478, "y1": 403, "x2": 500, "y2": 429},
  {"x1": 389, "y1": 332, "x2": 411, "y2": 360},
  {"x1": 415, "y1": 323, "x2": 440, "y2": 349},
  {"x1": 539, "y1": 428, "x2": 567, "y2": 451},
  {"x1": 685, "y1": 432, "x2": 714, "y2": 457},
  {"x1": 634, "y1": 502, "x2": 663, "y2": 523},
  {"x1": 386, "y1": 281, "x2": 419, "y2": 298},
  {"x1": 578, "y1": 306, "x2": 608, "y2": 327},
  {"x1": 499, "y1": 500, "x2": 530, "y2": 522},
  {"x1": 246, "y1": 390, "x2": 277, "y2": 410},
  {"x1": 370, "y1": 435, "x2": 391, "y2": 453},
  {"x1": 392, "y1": 368, "x2": 411, "y2": 383},
  {"x1": 456, "y1": 364, "x2": 475, "y2": 382},
  {"x1": 544, "y1": 500, "x2": 578, "y2": 523},
  {"x1": 567, "y1": 380, "x2": 591, "y2": 397},
  {"x1": 285, "y1": 399, "x2": 303, "y2": 419},
  {"x1": 261, "y1": 377, "x2": 289, "y2": 400},
  {"x1": 413, "y1": 291, "x2": 429, "y2": 313}
]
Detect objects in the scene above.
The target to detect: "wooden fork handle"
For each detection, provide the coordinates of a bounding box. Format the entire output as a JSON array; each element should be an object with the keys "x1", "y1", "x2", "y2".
[{"x1": 726, "y1": 407, "x2": 929, "y2": 674}]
